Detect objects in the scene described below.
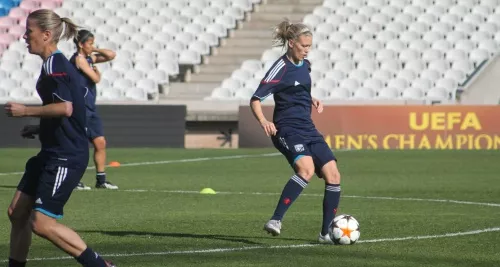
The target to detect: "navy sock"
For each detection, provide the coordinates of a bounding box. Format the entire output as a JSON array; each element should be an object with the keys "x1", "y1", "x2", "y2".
[
  {"x1": 321, "y1": 184, "x2": 341, "y2": 236},
  {"x1": 75, "y1": 247, "x2": 107, "y2": 267},
  {"x1": 271, "y1": 174, "x2": 309, "y2": 221},
  {"x1": 9, "y1": 258, "x2": 26, "y2": 267},
  {"x1": 96, "y1": 172, "x2": 106, "y2": 184}
]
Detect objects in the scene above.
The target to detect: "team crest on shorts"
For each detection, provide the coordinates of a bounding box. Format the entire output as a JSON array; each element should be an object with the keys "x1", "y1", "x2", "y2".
[{"x1": 294, "y1": 144, "x2": 305, "y2": 152}]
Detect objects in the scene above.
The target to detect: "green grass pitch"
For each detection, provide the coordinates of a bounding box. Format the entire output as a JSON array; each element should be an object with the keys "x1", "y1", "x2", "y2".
[{"x1": 0, "y1": 148, "x2": 499, "y2": 266}]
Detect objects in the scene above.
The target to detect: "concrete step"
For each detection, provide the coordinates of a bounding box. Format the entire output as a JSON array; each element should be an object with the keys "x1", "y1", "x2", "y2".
[
  {"x1": 240, "y1": 21, "x2": 279, "y2": 30},
  {"x1": 233, "y1": 29, "x2": 277, "y2": 38},
  {"x1": 198, "y1": 64, "x2": 240, "y2": 73},
  {"x1": 224, "y1": 37, "x2": 272, "y2": 47},
  {"x1": 217, "y1": 47, "x2": 267, "y2": 56},
  {"x1": 249, "y1": 13, "x2": 306, "y2": 22},
  {"x1": 258, "y1": 4, "x2": 320, "y2": 13},
  {"x1": 164, "y1": 82, "x2": 219, "y2": 99},
  {"x1": 205, "y1": 55, "x2": 261, "y2": 65},
  {"x1": 190, "y1": 73, "x2": 229, "y2": 83}
]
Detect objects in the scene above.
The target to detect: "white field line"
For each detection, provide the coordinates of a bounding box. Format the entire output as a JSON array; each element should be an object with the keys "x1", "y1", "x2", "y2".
[
  {"x1": 0, "y1": 152, "x2": 283, "y2": 176},
  {"x1": 3, "y1": 227, "x2": 499, "y2": 263},
  {"x1": 0, "y1": 149, "x2": 354, "y2": 176},
  {"x1": 121, "y1": 189, "x2": 500, "y2": 208}
]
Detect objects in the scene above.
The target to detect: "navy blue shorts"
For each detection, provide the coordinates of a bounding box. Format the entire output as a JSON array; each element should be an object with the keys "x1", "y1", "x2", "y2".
[
  {"x1": 271, "y1": 133, "x2": 337, "y2": 178},
  {"x1": 86, "y1": 112, "x2": 104, "y2": 140},
  {"x1": 17, "y1": 156, "x2": 86, "y2": 219}
]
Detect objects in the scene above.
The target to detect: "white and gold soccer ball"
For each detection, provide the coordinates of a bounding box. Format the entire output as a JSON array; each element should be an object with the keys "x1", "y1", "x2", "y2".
[{"x1": 330, "y1": 214, "x2": 360, "y2": 245}]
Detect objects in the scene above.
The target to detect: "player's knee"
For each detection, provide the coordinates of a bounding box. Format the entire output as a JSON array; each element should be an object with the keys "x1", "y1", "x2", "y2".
[
  {"x1": 94, "y1": 137, "x2": 106, "y2": 150},
  {"x1": 296, "y1": 167, "x2": 315, "y2": 181},
  {"x1": 325, "y1": 170, "x2": 341, "y2": 184},
  {"x1": 7, "y1": 206, "x2": 15, "y2": 222},
  {"x1": 8, "y1": 206, "x2": 30, "y2": 224}
]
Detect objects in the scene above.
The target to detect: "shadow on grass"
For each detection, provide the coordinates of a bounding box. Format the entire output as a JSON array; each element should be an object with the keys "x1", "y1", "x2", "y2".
[{"x1": 78, "y1": 229, "x2": 313, "y2": 245}]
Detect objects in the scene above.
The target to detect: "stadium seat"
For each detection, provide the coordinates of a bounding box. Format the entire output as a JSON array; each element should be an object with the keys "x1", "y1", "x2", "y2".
[
  {"x1": 402, "y1": 87, "x2": 424, "y2": 99},
  {"x1": 328, "y1": 87, "x2": 351, "y2": 99},
  {"x1": 378, "y1": 87, "x2": 400, "y2": 99},
  {"x1": 426, "y1": 87, "x2": 449, "y2": 100}
]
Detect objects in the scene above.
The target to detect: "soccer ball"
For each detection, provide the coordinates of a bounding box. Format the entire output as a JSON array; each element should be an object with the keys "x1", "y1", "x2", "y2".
[{"x1": 330, "y1": 214, "x2": 360, "y2": 245}]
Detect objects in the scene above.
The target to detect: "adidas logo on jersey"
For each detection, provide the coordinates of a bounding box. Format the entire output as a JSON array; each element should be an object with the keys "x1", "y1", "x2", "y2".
[
  {"x1": 294, "y1": 81, "x2": 300, "y2": 86},
  {"x1": 35, "y1": 198, "x2": 43, "y2": 204}
]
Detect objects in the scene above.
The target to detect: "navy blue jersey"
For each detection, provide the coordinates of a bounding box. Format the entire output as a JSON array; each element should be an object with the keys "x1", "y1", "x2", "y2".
[
  {"x1": 69, "y1": 53, "x2": 97, "y2": 112},
  {"x1": 252, "y1": 55, "x2": 321, "y2": 137},
  {"x1": 36, "y1": 51, "x2": 89, "y2": 167}
]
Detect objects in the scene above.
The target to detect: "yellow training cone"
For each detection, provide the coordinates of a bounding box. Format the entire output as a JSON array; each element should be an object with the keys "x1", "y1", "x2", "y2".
[{"x1": 200, "y1": 188, "x2": 216, "y2": 194}]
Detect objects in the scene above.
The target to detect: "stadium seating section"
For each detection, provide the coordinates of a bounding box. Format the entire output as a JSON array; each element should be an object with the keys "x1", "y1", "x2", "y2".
[
  {"x1": 210, "y1": 0, "x2": 500, "y2": 102},
  {"x1": 0, "y1": 0, "x2": 258, "y2": 102},
  {"x1": 0, "y1": 0, "x2": 499, "y2": 103}
]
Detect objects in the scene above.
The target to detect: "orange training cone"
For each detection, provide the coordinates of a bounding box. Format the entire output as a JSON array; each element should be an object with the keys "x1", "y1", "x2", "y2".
[{"x1": 108, "y1": 161, "x2": 121, "y2": 167}]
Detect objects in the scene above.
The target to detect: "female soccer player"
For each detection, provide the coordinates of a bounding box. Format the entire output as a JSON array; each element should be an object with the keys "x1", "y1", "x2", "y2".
[
  {"x1": 70, "y1": 29, "x2": 117, "y2": 190},
  {"x1": 250, "y1": 20, "x2": 342, "y2": 243},
  {"x1": 4, "y1": 9, "x2": 115, "y2": 267}
]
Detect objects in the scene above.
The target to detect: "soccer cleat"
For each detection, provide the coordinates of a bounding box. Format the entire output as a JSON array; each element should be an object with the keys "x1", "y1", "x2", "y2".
[
  {"x1": 105, "y1": 260, "x2": 116, "y2": 267},
  {"x1": 75, "y1": 182, "x2": 91, "y2": 190},
  {"x1": 95, "y1": 181, "x2": 119, "y2": 189},
  {"x1": 263, "y1": 220, "x2": 281, "y2": 236},
  {"x1": 318, "y1": 232, "x2": 334, "y2": 244}
]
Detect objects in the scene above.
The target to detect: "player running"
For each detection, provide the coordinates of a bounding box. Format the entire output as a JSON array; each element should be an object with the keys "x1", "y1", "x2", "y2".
[{"x1": 5, "y1": 9, "x2": 115, "y2": 267}]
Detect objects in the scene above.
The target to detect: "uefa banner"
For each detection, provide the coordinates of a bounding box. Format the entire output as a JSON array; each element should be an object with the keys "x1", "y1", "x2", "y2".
[{"x1": 239, "y1": 105, "x2": 500, "y2": 150}]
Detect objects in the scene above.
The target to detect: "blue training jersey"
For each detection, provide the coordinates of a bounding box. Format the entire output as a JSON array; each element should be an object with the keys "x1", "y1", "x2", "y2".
[
  {"x1": 252, "y1": 55, "x2": 321, "y2": 137},
  {"x1": 69, "y1": 53, "x2": 97, "y2": 112},
  {"x1": 36, "y1": 51, "x2": 89, "y2": 167}
]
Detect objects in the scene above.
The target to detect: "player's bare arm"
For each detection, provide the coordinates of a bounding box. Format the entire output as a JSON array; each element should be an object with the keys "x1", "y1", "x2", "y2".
[
  {"x1": 91, "y1": 48, "x2": 116, "y2": 64},
  {"x1": 5, "y1": 102, "x2": 73, "y2": 118},
  {"x1": 312, "y1": 97, "x2": 324, "y2": 114},
  {"x1": 76, "y1": 55, "x2": 100, "y2": 83},
  {"x1": 250, "y1": 98, "x2": 277, "y2": 136}
]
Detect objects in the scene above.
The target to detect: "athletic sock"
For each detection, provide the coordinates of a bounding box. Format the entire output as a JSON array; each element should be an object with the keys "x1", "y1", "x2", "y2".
[
  {"x1": 271, "y1": 174, "x2": 309, "y2": 221},
  {"x1": 75, "y1": 247, "x2": 107, "y2": 267},
  {"x1": 321, "y1": 183, "x2": 341, "y2": 236}
]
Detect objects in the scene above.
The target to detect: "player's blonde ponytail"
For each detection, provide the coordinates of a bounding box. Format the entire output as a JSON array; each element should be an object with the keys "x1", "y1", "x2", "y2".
[{"x1": 272, "y1": 19, "x2": 312, "y2": 48}]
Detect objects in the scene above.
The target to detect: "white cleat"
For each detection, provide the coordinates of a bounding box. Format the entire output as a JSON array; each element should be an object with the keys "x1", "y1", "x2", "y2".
[
  {"x1": 75, "y1": 182, "x2": 91, "y2": 190},
  {"x1": 318, "y1": 232, "x2": 334, "y2": 244},
  {"x1": 96, "y1": 181, "x2": 119, "y2": 190},
  {"x1": 263, "y1": 220, "x2": 281, "y2": 236}
]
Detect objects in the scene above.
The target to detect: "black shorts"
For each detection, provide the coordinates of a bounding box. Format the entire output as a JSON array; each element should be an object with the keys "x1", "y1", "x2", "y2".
[
  {"x1": 17, "y1": 156, "x2": 86, "y2": 219},
  {"x1": 86, "y1": 112, "x2": 104, "y2": 141},
  {"x1": 271, "y1": 133, "x2": 337, "y2": 178}
]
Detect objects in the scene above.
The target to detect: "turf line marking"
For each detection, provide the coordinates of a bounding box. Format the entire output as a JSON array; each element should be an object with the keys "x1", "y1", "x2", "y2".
[
  {"x1": 4, "y1": 227, "x2": 499, "y2": 263},
  {"x1": 122, "y1": 189, "x2": 500, "y2": 208},
  {"x1": 0, "y1": 149, "x2": 353, "y2": 176},
  {"x1": 0, "y1": 186, "x2": 496, "y2": 208},
  {"x1": 0, "y1": 152, "x2": 283, "y2": 176}
]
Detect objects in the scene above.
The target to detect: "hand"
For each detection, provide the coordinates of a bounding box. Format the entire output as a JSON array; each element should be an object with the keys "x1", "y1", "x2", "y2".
[
  {"x1": 20, "y1": 125, "x2": 39, "y2": 139},
  {"x1": 312, "y1": 98, "x2": 323, "y2": 114},
  {"x1": 5, "y1": 102, "x2": 27, "y2": 117},
  {"x1": 260, "y1": 119, "x2": 277, "y2": 137}
]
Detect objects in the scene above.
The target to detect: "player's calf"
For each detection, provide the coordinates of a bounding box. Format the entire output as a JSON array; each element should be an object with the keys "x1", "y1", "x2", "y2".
[{"x1": 321, "y1": 161, "x2": 341, "y2": 185}]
